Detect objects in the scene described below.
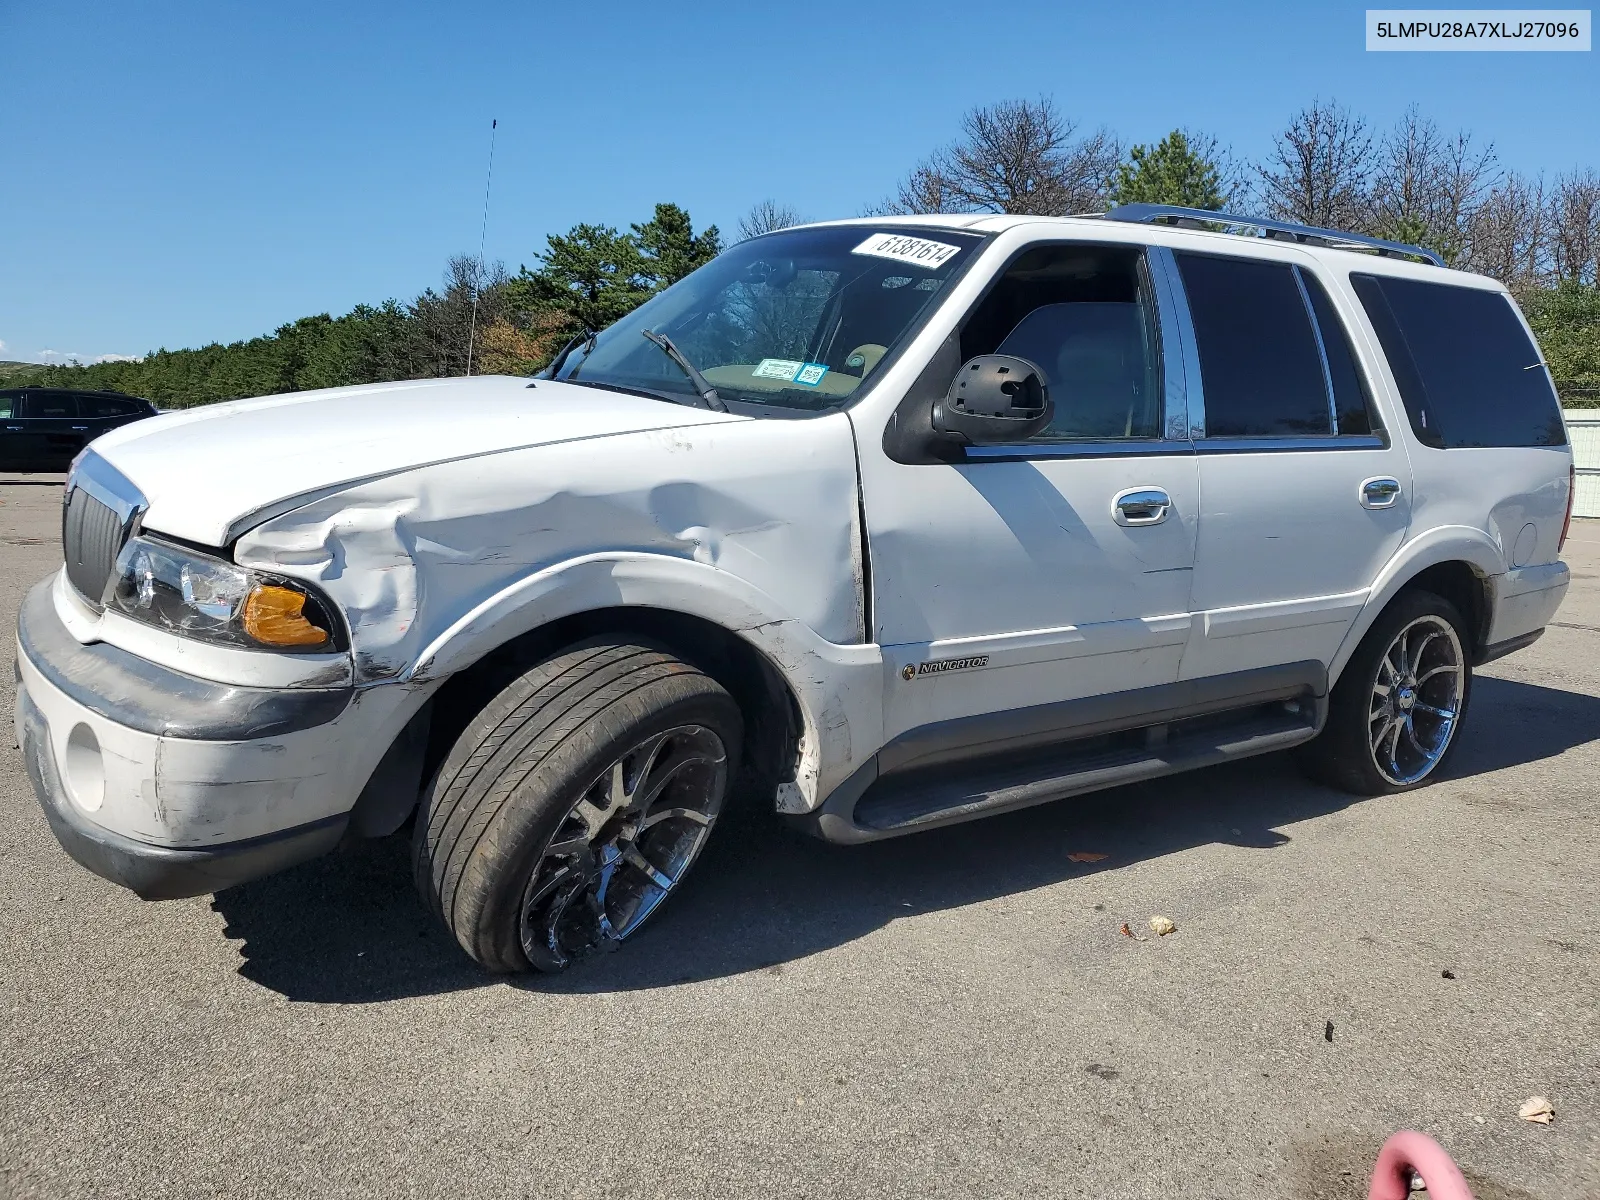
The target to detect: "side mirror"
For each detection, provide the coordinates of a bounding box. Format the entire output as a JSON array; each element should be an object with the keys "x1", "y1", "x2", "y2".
[{"x1": 931, "y1": 355, "x2": 1053, "y2": 445}]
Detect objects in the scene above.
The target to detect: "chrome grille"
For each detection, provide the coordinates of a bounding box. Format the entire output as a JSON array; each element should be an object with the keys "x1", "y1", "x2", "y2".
[{"x1": 61, "y1": 453, "x2": 147, "y2": 609}]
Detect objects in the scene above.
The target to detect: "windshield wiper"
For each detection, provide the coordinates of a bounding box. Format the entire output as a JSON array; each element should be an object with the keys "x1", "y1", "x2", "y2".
[
  {"x1": 641, "y1": 330, "x2": 729, "y2": 412},
  {"x1": 543, "y1": 329, "x2": 597, "y2": 378}
]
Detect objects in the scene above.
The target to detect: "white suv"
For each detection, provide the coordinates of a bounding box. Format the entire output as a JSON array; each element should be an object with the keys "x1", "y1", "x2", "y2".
[{"x1": 14, "y1": 207, "x2": 1574, "y2": 973}]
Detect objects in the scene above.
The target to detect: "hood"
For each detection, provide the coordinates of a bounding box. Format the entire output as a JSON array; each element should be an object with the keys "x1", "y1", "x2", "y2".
[{"x1": 89, "y1": 375, "x2": 740, "y2": 546}]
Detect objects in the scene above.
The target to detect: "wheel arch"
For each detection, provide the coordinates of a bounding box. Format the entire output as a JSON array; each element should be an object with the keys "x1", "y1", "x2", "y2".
[
  {"x1": 401, "y1": 553, "x2": 883, "y2": 817},
  {"x1": 1329, "y1": 527, "x2": 1504, "y2": 686}
]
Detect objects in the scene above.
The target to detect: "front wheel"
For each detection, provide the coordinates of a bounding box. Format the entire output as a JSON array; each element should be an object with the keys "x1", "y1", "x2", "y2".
[
  {"x1": 1297, "y1": 590, "x2": 1472, "y2": 795},
  {"x1": 413, "y1": 639, "x2": 742, "y2": 973}
]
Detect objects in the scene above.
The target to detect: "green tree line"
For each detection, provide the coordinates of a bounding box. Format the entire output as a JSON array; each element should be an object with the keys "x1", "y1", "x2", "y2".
[{"x1": 13, "y1": 104, "x2": 1599, "y2": 407}]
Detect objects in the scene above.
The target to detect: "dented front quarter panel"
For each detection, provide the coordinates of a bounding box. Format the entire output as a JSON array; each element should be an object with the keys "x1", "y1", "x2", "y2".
[{"x1": 233, "y1": 412, "x2": 883, "y2": 808}]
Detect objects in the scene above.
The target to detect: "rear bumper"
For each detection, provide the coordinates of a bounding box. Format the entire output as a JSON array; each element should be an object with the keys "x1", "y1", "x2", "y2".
[{"x1": 1485, "y1": 561, "x2": 1570, "y2": 652}]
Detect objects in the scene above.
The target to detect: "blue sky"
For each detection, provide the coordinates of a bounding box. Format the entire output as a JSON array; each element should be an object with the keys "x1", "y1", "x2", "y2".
[{"x1": 1, "y1": 0, "x2": 1594, "y2": 364}]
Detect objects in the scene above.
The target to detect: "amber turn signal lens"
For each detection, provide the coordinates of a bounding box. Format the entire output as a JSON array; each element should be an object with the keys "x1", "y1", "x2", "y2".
[{"x1": 242, "y1": 585, "x2": 330, "y2": 648}]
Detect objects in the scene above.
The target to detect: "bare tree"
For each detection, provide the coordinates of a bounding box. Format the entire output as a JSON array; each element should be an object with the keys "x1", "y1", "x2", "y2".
[
  {"x1": 737, "y1": 200, "x2": 807, "y2": 241},
  {"x1": 879, "y1": 97, "x2": 1121, "y2": 216},
  {"x1": 1257, "y1": 99, "x2": 1375, "y2": 230},
  {"x1": 1465, "y1": 172, "x2": 1549, "y2": 291},
  {"x1": 1367, "y1": 107, "x2": 1498, "y2": 263},
  {"x1": 1548, "y1": 169, "x2": 1600, "y2": 285},
  {"x1": 410, "y1": 255, "x2": 511, "y2": 377},
  {"x1": 865, "y1": 163, "x2": 963, "y2": 216}
]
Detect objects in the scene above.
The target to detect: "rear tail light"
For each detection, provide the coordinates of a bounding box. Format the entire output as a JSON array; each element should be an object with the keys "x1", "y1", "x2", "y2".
[{"x1": 1559, "y1": 462, "x2": 1575, "y2": 554}]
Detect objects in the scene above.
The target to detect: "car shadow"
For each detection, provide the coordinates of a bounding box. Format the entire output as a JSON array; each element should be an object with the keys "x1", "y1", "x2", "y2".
[{"x1": 210, "y1": 675, "x2": 1600, "y2": 1004}]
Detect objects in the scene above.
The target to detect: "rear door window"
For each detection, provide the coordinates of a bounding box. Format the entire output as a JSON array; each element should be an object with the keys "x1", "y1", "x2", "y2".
[
  {"x1": 80, "y1": 395, "x2": 140, "y2": 418},
  {"x1": 19, "y1": 393, "x2": 78, "y2": 419},
  {"x1": 1176, "y1": 253, "x2": 1332, "y2": 437},
  {"x1": 1350, "y1": 274, "x2": 1566, "y2": 448}
]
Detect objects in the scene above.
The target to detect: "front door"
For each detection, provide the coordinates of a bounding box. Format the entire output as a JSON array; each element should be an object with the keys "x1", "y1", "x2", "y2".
[
  {"x1": 860, "y1": 241, "x2": 1199, "y2": 751},
  {"x1": 0, "y1": 392, "x2": 38, "y2": 470},
  {"x1": 1170, "y1": 249, "x2": 1412, "y2": 680}
]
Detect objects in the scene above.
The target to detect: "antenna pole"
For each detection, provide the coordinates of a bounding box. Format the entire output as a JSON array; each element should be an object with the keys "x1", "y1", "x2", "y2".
[{"x1": 465, "y1": 117, "x2": 497, "y2": 377}]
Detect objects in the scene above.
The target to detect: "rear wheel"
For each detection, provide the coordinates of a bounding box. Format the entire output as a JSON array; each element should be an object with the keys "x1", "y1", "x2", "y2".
[
  {"x1": 1298, "y1": 590, "x2": 1471, "y2": 795},
  {"x1": 413, "y1": 639, "x2": 742, "y2": 973}
]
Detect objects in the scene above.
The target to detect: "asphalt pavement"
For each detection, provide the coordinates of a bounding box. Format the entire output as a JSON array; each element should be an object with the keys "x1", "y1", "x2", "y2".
[{"x1": 1, "y1": 478, "x2": 1596, "y2": 1199}]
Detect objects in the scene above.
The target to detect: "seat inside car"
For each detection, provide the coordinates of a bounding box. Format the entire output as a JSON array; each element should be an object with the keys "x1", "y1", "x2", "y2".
[{"x1": 996, "y1": 301, "x2": 1156, "y2": 438}]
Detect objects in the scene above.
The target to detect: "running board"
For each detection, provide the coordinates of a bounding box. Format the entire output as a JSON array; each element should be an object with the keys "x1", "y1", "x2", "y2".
[{"x1": 803, "y1": 701, "x2": 1322, "y2": 844}]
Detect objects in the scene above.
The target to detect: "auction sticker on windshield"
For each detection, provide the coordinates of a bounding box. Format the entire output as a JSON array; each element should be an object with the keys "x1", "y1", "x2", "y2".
[
  {"x1": 752, "y1": 358, "x2": 805, "y2": 381},
  {"x1": 852, "y1": 232, "x2": 963, "y2": 269}
]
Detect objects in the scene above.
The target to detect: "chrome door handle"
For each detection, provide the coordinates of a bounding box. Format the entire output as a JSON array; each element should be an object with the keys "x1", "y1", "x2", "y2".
[
  {"x1": 1361, "y1": 477, "x2": 1402, "y2": 509},
  {"x1": 1113, "y1": 487, "x2": 1171, "y2": 526},
  {"x1": 71, "y1": 425, "x2": 89, "y2": 431}
]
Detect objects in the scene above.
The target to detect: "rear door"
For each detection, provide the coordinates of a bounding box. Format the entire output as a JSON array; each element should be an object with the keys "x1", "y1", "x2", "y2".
[
  {"x1": 19, "y1": 392, "x2": 85, "y2": 470},
  {"x1": 77, "y1": 393, "x2": 148, "y2": 444},
  {"x1": 1171, "y1": 248, "x2": 1412, "y2": 679}
]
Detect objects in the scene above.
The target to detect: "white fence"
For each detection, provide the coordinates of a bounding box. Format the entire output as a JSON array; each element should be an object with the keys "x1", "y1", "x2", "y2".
[{"x1": 1567, "y1": 409, "x2": 1600, "y2": 519}]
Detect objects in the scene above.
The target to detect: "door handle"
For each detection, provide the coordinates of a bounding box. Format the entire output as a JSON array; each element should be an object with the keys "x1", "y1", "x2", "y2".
[
  {"x1": 1113, "y1": 487, "x2": 1171, "y2": 527},
  {"x1": 1361, "y1": 477, "x2": 1402, "y2": 509},
  {"x1": 3, "y1": 425, "x2": 22, "y2": 432},
  {"x1": 71, "y1": 426, "x2": 89, "y2": 431}
]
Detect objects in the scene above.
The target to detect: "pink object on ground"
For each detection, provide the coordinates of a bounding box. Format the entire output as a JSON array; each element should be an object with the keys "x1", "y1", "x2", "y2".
[{"x1": 1368, "y1": 1131, "x2": 1475, "y2": 1200}]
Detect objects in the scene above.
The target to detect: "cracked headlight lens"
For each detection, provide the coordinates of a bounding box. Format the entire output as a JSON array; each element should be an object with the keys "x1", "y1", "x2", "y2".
[{"x1": 111, "y1": 535, "x2": 342, "y2": 652}]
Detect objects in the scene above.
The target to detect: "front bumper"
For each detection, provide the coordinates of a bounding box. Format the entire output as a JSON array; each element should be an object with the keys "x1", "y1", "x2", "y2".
[
  {"x1": 16, "y1": 682, "x2": 345, "y2": 899},
  {"x1": 14, "y1": 575, "x2": 421, "y2": 899}
]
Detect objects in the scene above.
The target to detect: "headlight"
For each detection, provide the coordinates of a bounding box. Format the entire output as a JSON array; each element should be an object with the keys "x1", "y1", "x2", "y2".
[{"x1": 110, "y1": 535, "x2": 343, "y2": 653}]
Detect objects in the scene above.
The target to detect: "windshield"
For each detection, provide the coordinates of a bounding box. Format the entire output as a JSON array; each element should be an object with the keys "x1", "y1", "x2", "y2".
[{"x1": 551, "y1": 226, "x2": 986, "y2": 411}]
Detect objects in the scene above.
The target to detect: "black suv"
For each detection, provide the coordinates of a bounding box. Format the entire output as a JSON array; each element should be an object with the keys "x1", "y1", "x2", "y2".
[{"x1": 0, "y1": 388, "x2": 159, "y2": 472}]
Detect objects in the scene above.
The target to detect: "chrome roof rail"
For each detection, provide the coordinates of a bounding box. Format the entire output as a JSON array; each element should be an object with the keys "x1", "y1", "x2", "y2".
[{"x1": 1101, "y1": 203, "x2": 1445, "y2": 267}]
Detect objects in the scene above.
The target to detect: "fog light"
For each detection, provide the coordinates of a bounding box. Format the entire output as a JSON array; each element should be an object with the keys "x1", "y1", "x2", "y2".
[{"x1": 63, "y1": 723, "x2": 105, "y2": 813}]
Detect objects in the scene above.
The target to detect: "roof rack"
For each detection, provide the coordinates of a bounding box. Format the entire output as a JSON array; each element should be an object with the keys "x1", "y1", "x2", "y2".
[{"x1": 1101, "y1": 203, "x2": 1445, "y2": 267}]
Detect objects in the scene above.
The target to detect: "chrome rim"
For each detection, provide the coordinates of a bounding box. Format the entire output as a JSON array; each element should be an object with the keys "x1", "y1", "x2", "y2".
[
  {"x1": 519, "y1": 725, "x2": 727, "y2": 970},
  {"x1": 1368, "y1": 615, "x2": 1465, "y2": 786}
]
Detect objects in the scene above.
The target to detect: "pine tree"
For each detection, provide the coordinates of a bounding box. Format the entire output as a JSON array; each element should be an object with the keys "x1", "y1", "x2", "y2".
[
  {"x1": 1110, "y1": 130, "x2": 1226, "y2": 210},
  {"x1": 633, "y1": 203, "x2": 721, "y2": 288},
  {"x1": 506, "y1": 224, "x2": 651, "y2": 339}
]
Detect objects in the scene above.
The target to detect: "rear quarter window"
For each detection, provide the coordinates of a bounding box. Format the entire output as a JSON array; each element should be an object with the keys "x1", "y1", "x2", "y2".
[{"x1": 1350, "y1": 274, "x2": 1566, "y2": 449}]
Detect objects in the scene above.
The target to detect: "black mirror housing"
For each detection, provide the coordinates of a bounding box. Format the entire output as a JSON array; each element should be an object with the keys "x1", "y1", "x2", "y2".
[{"x1": 931, "y1": 354, "x2": 1053, "y2": 444}]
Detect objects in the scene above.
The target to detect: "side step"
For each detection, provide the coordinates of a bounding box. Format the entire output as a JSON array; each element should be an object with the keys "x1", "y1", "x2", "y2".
[{"x1": 825, "y1": 703, "x2": 1321, "y2": 843}]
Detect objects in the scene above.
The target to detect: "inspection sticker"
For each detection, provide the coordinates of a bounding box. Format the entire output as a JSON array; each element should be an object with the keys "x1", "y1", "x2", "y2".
[
  {"x1": 752, "y1": 358, "x2": 804, "y2": 381},
  {"x1": 794, "y1": 363, "x2": 829, "y2": 387},
  {"x1": 852, "y1": 232, "x2": 963, "y2": 270}
]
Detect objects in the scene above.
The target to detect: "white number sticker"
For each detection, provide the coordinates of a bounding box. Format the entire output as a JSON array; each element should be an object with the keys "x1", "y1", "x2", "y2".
[
  {"x1": 852, "y1": 232, "x2": 963, "y2": 270},
  {"x1": 752, "y1": 358, "x2": 804, "y2": 381}
]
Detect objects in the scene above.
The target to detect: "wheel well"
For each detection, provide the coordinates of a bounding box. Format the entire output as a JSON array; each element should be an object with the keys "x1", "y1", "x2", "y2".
[
  {"x1": 1400, "y1": 561, "x2": 1491, "y2": 656},
  {"x1": 419, "y1": 607, "x2": 803, "y2": 803}
]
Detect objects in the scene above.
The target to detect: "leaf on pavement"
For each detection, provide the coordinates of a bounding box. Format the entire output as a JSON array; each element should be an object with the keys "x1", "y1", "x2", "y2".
[{"x1": 1519, "y1": 1096, "x2": 1555, "y2": 1124}]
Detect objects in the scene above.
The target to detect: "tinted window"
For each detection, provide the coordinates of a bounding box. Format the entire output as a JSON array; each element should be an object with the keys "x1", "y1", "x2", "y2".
[
  {"x1": 0, "y1": 393, "x2": 14, "y2": 420},
  {"x1": 1177, "y1": 253, "x2": 1332, "y2": 437},
  {"x1": 1350, "y1": 274, "x2": 1566, "y2": 449},
  {"x1": 19, "y1": 394, "x2": 78, "y2": 419},
  {"x1": 962, "y1": 245, "x2": 1162, "y2": 440},
  {"x1": 1300, "y1": 272, "x2": 1375, "y2": 436},
  {"x1": 80, "y1": 395, "x2": 140, "y2": 418}
]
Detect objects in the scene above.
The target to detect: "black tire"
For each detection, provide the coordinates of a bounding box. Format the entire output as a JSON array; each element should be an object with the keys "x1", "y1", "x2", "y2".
[
  {"x1": 413, "y1": 639, "x2": 742, "y2": 973},
  {"x1": 1297, "y1": 589, "x2": 1473, "y2": 796}
]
